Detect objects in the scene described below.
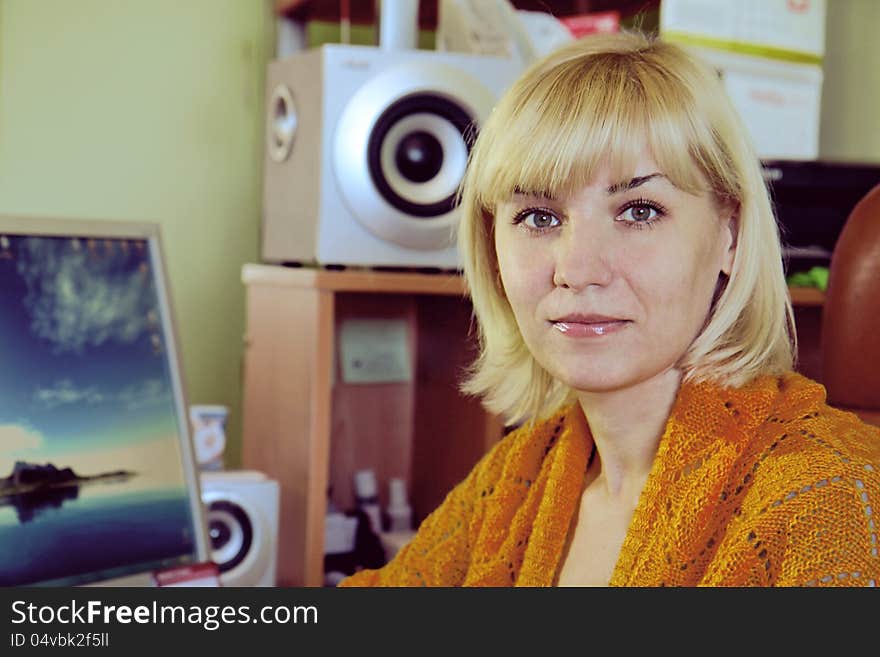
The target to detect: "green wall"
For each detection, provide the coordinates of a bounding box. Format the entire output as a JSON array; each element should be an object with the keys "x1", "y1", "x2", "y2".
[{"x1": 0, "y1": 0, "x2": 275, "y2": 467}]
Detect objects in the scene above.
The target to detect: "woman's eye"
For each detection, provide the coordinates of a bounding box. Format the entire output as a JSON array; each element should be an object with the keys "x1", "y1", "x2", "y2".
[
  {"x1": 519, "y1": 210, "x2": 560, "y2": 230},
  {"x1": 620, "y1": 204, "x2": 659, "y2": 223}
]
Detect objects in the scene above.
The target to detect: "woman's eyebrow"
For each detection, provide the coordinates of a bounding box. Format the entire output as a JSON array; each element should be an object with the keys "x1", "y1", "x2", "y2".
[
  {"x1": 606, "y1": 173, "x2": 666, "y2": 195},
  {"x1": 512, "y1": 186, "x2": 556, "y2": 200}
]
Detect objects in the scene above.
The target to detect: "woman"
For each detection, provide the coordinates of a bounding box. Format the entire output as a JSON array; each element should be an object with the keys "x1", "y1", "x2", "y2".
[{"x1": 340, "y1": 31, "x2": 880, "y2": 587}]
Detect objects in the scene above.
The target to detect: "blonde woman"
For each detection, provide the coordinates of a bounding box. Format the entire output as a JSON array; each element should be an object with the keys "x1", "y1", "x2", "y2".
[{"x1": 341, "y1": 31, "x2": 880, "y2": 587}]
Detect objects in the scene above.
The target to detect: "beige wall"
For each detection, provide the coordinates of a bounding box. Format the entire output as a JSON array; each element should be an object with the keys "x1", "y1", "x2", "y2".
[
  {"x1": 820, "y1": 0, "x2": 880, "y2": 163},
  {"x1": 0, "y1": 0, "x2": 275, "y2": 467}
]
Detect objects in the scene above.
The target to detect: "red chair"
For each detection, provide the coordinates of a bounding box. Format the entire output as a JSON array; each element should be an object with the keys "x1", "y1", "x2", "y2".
[{"x1": 821, "y1": 183, "x2": 880, "y2": 426}]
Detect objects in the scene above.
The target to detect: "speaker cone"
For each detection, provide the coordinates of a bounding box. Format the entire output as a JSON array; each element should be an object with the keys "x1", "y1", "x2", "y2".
[
  {"x1": 268, "y1": 84, "x2": 297, "y2": 163},
  {"x1": 368, "y1": 93, "x2": 475, "y2": 218},
  {"x1": 206, "y1": 500, "x2": 253, "y2": 574}
]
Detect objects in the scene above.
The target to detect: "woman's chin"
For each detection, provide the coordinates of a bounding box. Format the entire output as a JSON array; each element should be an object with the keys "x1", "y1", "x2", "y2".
[
  {"x1": 553, "y1": 369, "x2": 638, "y2": 394},
  {"x1": 552, "y1": 363, "x2": 682, "y2": 397}
]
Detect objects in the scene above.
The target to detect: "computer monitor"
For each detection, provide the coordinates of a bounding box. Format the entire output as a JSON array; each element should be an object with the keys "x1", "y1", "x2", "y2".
[{"x1": 0, "y1": 216, "x2": 211, "y2": 586}]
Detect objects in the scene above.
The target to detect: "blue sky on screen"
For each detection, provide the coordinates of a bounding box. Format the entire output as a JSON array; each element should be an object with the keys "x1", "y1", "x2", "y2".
[{"x1": 0, "y1": 235, "x2": 183, "y2": 487}]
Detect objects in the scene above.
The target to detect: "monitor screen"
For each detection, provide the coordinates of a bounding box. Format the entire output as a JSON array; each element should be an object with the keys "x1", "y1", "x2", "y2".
[{"x1": 0, "y1": 217, "x2": 210, "y2": 586}]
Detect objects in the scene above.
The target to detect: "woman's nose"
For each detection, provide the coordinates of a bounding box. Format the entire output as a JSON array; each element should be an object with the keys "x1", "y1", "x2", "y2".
[{"x1": 552, "y1": 225, "x2": 613, "y2": 291}]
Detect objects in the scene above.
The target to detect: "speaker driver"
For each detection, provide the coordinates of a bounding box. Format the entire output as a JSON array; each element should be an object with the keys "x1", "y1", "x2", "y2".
[
  {"x1": 268, "y1": 84, "x2": 297, "y2": 163},
  {"x1": 368, "y1": 94, "x2": 473, "y2": 218},
  {"x1": 395, "y1": 131, "x2": 444, "y2": 183},
  {"x1": 206, "y1": 500, "x2": 253, "y2": 574}
]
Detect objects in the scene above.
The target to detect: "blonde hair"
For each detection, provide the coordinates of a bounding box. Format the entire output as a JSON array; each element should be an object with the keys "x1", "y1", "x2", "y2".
[{"x1": 458, "y1": 31, "x2": 796, "y2": 425}]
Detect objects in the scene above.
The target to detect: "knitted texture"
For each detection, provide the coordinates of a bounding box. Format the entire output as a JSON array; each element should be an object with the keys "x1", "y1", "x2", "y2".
[{"x1": 339, "y1": 372, "x2": 880, "y2": 587}]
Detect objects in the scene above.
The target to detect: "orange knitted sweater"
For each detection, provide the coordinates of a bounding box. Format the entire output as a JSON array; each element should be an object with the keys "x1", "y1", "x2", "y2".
[{"x1": 340, "y1": 372, "x2": 880, "y2": 587}]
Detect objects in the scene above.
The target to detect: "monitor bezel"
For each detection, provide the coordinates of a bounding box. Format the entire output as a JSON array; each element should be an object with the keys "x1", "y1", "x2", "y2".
[{"x1": 0, "y1": 214, "x2": 212, "y2": 586}]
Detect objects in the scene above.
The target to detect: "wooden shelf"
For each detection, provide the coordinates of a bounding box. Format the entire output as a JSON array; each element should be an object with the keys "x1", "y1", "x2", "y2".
[
  {"x1": 242, "y1": 263, "x2": 465, "y2": 295},
  {"x1": 275, "y1": 0, "x2": 307, "y2": 17},
  {"x1": 789, "y1": 286, "x2": 825, "y2": 307},
  {"x1": 275, "y1": 0, "x2": 437, "y2": 27},
  {"x1": 275, "y1": 0, "x2": 659, "y2": 27},
  {"x1": 243, "y1": 265, "x2": 825, "y2": 306},
  {"x1": 240, "y1": 264, "x2": 502, "y2": 586}
]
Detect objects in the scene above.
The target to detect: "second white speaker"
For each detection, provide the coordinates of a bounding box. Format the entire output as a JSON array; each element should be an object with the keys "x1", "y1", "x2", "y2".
[{"x1": 200, "y1": 470, "x2": 279, "y2": 587}]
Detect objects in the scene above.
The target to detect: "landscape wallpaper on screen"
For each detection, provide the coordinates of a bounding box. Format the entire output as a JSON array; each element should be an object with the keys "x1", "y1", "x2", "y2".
[{"x1": 0, "y1": 233, "x2": 197, "y2": 586}]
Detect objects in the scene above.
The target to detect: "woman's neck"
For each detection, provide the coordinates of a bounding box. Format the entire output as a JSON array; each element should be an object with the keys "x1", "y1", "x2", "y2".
[{"x1": 577, "y1": 368, "x2": 682, "y2": 503}]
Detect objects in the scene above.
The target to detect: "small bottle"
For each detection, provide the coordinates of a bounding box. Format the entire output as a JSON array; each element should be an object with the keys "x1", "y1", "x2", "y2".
[
  {"x1": 353, "y1": 469, "x2": 383, "y2": 535},
  {"x1": 386, "y1": 477, "x2": 413, "y2": 533}
]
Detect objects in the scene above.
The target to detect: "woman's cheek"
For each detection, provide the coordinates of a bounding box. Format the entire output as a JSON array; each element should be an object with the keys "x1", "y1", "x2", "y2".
[{"x1": 498, "y1": 237, "x2": 535, "y2": 282}]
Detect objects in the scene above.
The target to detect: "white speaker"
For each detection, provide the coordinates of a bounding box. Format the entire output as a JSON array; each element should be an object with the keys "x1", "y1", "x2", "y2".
[
  {"x1": 261, "y1": 44, "x2": 522, "y2": 268},
  {"x1": 200, "y1": 470, "x2": 279, "y2": 587}
]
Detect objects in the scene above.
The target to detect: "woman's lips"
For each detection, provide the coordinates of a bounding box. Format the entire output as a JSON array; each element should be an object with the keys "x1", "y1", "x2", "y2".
[{"x1": 551, "y1": 318, "x2": 631, "y2": 337}]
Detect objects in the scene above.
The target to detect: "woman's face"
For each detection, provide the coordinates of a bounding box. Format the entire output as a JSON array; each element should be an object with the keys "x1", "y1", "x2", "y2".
[{"x1": 494, "y1": 153, "x2": 736, "y2": 394}]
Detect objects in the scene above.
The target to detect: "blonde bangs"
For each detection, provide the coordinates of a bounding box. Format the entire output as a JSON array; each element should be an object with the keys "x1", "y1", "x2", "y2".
[
  {"x1": 471, "y1": 57, "x2": 643, "y2": 209},
  {"x1": 470, "y1": 49, "x2": 722, "y2": 215}
]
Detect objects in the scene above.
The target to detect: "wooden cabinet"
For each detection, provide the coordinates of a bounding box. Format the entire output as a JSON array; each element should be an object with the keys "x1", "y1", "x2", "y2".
[{"x1": 240, "y1": 264, "x2": 504, "y2": 586}]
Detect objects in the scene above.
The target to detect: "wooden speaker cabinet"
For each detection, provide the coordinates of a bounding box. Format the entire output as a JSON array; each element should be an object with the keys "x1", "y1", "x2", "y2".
[{"x1": 240, "y1": 264, "x2": 504, "y2": 586}]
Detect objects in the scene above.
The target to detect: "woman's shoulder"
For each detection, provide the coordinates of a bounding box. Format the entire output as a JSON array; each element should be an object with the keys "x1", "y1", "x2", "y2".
[
  {"x1": 752, "y1": 371, "x2": 880, "y2": 451},
  {"x1": 725, "y1": 375, "x2": 880, "y2": 584},
  {"x1": 742, "y1": 371, "x2": 880, "y2": 494},
  {"x1": 473, "y1": 403, "x2": 584, "y2": 486}
]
